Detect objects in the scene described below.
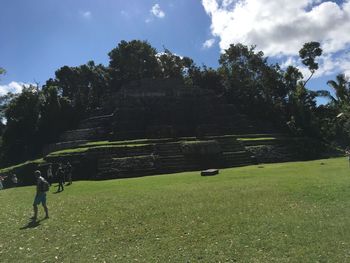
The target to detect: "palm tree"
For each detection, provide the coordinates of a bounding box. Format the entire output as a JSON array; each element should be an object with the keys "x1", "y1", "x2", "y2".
[{"x1": 327, "y1": 74, "x2": 350, "y2": 107}]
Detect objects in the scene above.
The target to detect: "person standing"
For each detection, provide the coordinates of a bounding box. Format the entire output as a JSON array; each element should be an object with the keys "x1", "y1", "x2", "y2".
[
  {"x1": 56, "y1": 164, "x2": 65, "y2": 192},
  {"x1": 32, "y1": 170, "x2": 49, "y2": 221},
  {"x1": 65, "y1": 161, "x2": 73, "y2": 185},
  {"x1": 47, "y1": 164, "x2": 53, "y2": 186},
  {"x1": 11, "y1": 174, "x2": 18, "y2": 187},
  {"x1": 0, "y1": 175, "x2": 5, "y2": 190},
  {"x1": 346, "y1": 147, "x2": 350, "y2": 167}
]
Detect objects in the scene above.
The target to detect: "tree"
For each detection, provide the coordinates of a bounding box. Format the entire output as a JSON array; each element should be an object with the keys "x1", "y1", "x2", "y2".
[
  {"x1": 0, "y1": 67, "x2": 5, "y2": 77},
  {"x1": 54, "y1": 61, "x2": 109, "y2": 116},
  {"x1": 193, "y1": 66, "x2": 224, "y2": 94},
  {"x1": 284, "y1": 66, "x2": 303, "y2": 94},
  {"x1": 108, "y1": 40, "x2": 160, "y2": 86},
  {"x1": 326, "y1": 73, "x2": 350, "y2": 107},
  {"x1": 2, "y1": 86, "x2": 41, "y2": 163},
  {"x1": 38, "y1": 85, "x2": 76, "y2": 144},
  {"x1": 299, "y1": 41, "x2": 322, "y2": 87},
  {"x1": 157, "y1": 49, "x2": 186, "y2": 79},
  {"x1": 218, "y1": 43, "x2": 287, "y2": 120}
]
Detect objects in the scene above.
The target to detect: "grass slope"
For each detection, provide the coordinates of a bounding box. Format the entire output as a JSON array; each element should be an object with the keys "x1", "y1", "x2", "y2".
[{"x1": 1, "y1": 157, "x2": 350, "y2": 262}]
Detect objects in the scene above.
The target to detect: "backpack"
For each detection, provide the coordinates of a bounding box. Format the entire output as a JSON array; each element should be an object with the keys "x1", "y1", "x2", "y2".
[{"x1": 40, "y1": 178, "x2": 50, "y2": 192}]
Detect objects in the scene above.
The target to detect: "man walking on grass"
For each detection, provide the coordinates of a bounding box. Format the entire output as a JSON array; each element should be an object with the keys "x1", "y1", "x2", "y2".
[{"x1": 32, "y1": 170, "x2": 49, "y2": 221}]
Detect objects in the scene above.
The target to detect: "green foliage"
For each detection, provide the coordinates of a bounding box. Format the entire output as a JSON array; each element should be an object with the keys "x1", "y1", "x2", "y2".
[
  {"x1": 299, "y1": 41, "x2": 322, "y2": 87},
  {"x1": 0, "y1": 67, "x2": 5, "y2": 77},
  {"x1": 53, "y1": 61, "x2": 109, "y2": 114},
  {"x1": 2, "y1": 86, "x2": 41, "y2": 163},
  {"x1": 108, "y1": 40, "x2": 160, "y2": 85},
  {"x1": 327, "y1": 73, "x2": 350, "y2": 108},
  {"x1": 218, "y1": 43, "x2": 287, "y2": 121},
  {"x1": 157, "y1": 49, "x2": 194, "y2": 79},
  {"x1": 284, "y1": 65, "x2": 303, "y2": 93},
  {"x1": 299, "y1": 41, "x2": 322, "y2": 73}
]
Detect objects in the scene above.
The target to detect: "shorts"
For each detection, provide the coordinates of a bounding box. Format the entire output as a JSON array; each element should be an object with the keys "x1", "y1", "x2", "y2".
[{"x1": 33, "y1": 193, "x2": 47, "y2": 206}]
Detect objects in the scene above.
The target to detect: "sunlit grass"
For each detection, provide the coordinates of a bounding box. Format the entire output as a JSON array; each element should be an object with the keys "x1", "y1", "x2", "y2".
[
  {"x1": 47, "y1": 144, "x2": 151, "y2": 157},
  {"x1": 1, "y1": 157, "x2": 350, "y2": 262},
  {"x1": 237, "y1": 137, "x2": 277, "y2": 141},
  {"x1": 0, "y1": 158, "x2": 44, "y2": 174}
]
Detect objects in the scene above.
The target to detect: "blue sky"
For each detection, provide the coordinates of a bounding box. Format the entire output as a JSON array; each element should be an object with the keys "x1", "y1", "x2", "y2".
[
  {"x1": 1, "y1": 0, "x2": 350, "y2": 102},
  {"x1": 0, "y1": 0, "x2": 219, "y2": 87}
]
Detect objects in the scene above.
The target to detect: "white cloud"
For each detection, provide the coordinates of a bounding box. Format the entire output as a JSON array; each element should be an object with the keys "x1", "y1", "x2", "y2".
[
  {"x1": 202, "y1": 38, "x2": 216, "y2": 49},
  {"x1": 202, "y1": 0, "x2": 350, "y2": 78},
  {"x1": 80, "y1": 11, "x2": 92, "y2": 19},
  {"x1": 150, "y1": 4, "x2": 165, "y2": 18},
  {"x1": 0, "y1": 82, "x2": 33, "y2": 96}
]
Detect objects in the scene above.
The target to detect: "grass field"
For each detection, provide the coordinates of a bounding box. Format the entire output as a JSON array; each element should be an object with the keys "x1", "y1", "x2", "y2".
[{"x1": 1, "y1": 157, "x2": 350, "y2": 262}]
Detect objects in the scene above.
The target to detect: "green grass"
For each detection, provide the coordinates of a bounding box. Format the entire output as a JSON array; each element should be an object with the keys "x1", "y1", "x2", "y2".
[
  {"x1": 48, "y1": 144, "x2": 151, "y2": 157},
  {"x1": 82, "y1": 138, "x2": 176, "y2": 147},
  {"x1": 237, "y1": 137, "x2": 277, "y2": 141},
  {"x1": 0, "y1": 158, "x2": 45, "y2": 174},
  {"x1": 1, "y1": 157, "x2": 350, "y2": 262}
]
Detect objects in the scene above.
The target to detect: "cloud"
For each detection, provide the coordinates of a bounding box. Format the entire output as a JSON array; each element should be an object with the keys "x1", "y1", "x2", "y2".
[
  {"x1": 150, "y1": 4, "x2": 165, "y2": 18},
  {"x1": 202, "y1": 38, "x2": 216, "y2": 49},
  {"x1": 202, "y1": 0, "x2": 350, "y2": 78},
  {"x1": 80, "y1": 11, "x2": 92, "y2": 19},
  {"x1": 0, "y1": 82, "x2": 32, "y2": 96}
]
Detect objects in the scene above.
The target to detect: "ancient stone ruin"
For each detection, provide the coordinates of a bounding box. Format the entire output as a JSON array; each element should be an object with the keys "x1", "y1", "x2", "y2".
[{"x1": 41, "y1": 78, "x2": 331, "y2": 181}]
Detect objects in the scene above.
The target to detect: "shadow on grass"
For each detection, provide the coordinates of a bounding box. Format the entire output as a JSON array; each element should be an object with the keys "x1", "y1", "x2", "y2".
[
  {"x1": 20, "y1": 217, "x2": 49, "y2": 230},
  {"x1": 20, "y1": 219, "x2": 41, "y2": 230}
]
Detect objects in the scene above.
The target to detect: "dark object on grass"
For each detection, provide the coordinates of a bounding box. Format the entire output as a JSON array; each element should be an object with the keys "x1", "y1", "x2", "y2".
[{"x1": 201, "y1": 169, "x2": 219, "y2": 176}]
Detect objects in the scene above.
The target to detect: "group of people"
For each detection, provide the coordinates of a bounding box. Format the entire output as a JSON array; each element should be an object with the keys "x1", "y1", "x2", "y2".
[
  {"x1": 32, "y1": 161, "x2": 73, "y2": 221},
  {"x1": 0, "y1": 174, "x2": 18, "y2": 190},
  {"x1": 46, "y1": 161, "x2": 73, "y2": 191}
]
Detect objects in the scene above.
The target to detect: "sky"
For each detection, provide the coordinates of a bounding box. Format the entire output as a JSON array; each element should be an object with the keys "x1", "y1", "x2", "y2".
[{"x1": 1, "y1": 0, "x2": 350, "y2": 103}]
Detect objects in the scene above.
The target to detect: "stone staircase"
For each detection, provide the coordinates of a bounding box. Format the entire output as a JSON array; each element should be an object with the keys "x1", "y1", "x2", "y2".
[
  {"x1": 93, "y1": 137, "x2": 256, "y2": 179},
  {"x1": 43, "y1": 130, "x2": 336, "y2": 180},
  {"x1": 59, "y1": 113, "x2": 113, "y2": 142},
  {"x1": 237, "y1": 134, "x2": 305, "y2": 163},
  {"x1": 95, "y1": 144, "x2": 156, "y2": 179},
  {"x1": 155, "y1": 143, "x2": 198, "y2": 173},
  {"x1": 44, "y1": 113, "x2": 114, "y2": 155},
  {"x1": 214, "y1": 137, "x2": 256, "y2": 167}
]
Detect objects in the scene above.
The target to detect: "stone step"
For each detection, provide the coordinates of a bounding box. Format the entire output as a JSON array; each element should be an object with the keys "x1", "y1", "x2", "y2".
[
  {"x1": 79, "y1": 114, "x2": 114, "y2": 129},
  {"x1": 59, "y1": 127, "x2": 109, "y2": 142}
]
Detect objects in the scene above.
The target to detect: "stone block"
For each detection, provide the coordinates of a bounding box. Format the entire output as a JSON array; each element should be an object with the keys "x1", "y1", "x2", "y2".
[{"x1": 201, "y1": 169, "x2": 219, "y2": 176}]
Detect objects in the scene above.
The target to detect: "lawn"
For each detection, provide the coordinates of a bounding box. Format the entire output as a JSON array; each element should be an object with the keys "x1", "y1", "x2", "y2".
[{"x1": 1, "y1": 157, "x2": 350, "y2": 262}]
